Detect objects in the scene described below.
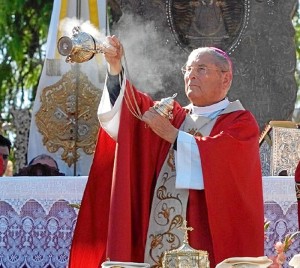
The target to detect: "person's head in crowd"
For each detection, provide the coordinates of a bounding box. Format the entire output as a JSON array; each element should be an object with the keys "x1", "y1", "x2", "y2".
[
  {"x1": 15, "y1": 154, "x2": 65, "y2": 176},
  {"x1": 29, "y1": 154, "x2": 59, "y2": 169},
  {"x1": 0, "y1": 134, "x2": 11, "y2": 176}
]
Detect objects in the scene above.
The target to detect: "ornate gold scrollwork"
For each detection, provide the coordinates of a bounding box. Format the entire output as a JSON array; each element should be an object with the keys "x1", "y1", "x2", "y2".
[{"x1": 35, "y1": 70, "x2": 101, "y2": 166}]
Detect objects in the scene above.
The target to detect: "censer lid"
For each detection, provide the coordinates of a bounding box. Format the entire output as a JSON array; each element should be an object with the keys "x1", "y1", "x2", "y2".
[
  {"x1": 153, "y1": 93, "x2": 177, "y2": 119},
  {"x1": 162, "y1": 220, "x2": 210, "y2": 268}
]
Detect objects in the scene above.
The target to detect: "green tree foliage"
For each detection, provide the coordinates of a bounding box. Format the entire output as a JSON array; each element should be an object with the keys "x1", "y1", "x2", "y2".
[{"x1": 0, "y1": 0, "x2": 53, "y2": 122}]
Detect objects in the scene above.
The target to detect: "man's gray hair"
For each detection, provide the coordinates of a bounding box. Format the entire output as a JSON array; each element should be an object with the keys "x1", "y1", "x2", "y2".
[{"x1": 189, "y1": 47, "x2": 232, "y2": 73}]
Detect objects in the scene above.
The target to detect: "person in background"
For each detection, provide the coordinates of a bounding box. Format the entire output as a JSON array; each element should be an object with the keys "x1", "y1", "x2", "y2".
[
  {"x1": 0, "y1": 134, "x2": 11, "y2": 177},
  {"x1": 14, "y1": 154, "x2": 65, "y2": 176},
  {"x1": 4, "y1": 160, "x2": 14, "y2": 176},
  {"x1": 28, "y1": 154, "x2": 59, "y2": 169},
  {"x1": 69, "y1": 36, "x2": 265, "y2": 268}
]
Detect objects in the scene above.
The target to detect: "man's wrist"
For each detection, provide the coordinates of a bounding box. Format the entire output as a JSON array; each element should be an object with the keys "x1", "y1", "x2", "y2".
[{"x1": 107, "y1": 62, "x2": 122, "y2": 75}]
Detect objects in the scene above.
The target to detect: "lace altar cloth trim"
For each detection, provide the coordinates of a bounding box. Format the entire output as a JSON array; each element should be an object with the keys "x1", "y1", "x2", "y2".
[
  {"x1": 0, "y1": 176, "x2": 87, "y2": 214},
  {"x1": 263, "y1": 176, "x2": 299, "y2": 268},
  {"x1": 0, "y1": 176, "x2": 298, "y2": 268},
  {"x1": 0, "y1": 176, "x2": 88, "y2": 268},
  {"x1": 264, "y1": 202, "x2": 299, "y2": 267},
  {"x1": 263, "y1": 176, "x2": 297, "y2": 214}
]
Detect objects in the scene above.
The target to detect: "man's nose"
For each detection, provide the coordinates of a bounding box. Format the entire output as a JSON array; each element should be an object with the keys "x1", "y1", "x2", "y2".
[
  {"x1": 186, "y1": 68, "x2": 198, "y2": 79},
  {"x1": 187, "y1": 71, "x2": 197, "y2": 79}
]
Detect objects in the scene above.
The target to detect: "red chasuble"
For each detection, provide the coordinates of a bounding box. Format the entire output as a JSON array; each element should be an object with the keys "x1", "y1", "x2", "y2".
[{"x1": 68, "y1": 81, "x2": 264, "y2": 268}]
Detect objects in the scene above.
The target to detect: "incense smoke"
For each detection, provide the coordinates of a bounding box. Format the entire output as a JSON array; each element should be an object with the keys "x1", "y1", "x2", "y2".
[
  {"x1": 59, "y1": 18, "x2": 106, "y2": 43},
  {"x1": 58, "y1": 13, "x2": 188, "y2": 101},
  {"x1": 112, "y1": 12, "x2": 186, "y2": 97}
]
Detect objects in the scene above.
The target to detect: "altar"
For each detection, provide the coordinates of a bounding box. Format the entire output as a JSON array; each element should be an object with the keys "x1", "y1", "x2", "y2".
[
  {"x1": 0, "y1": 176, "x2": 86, "y2": 268},
  {"x1": 0, "y1": 176, "x2": 298, "y2": 268},
  {"x1": 263, "y1": 176, "x2": 299, "y2": 264}
]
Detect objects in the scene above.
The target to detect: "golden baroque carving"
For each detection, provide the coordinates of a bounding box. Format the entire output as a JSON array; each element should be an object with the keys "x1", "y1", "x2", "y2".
[{"x1": 35, "y1": 70, "x2": 101, "y2": 166}]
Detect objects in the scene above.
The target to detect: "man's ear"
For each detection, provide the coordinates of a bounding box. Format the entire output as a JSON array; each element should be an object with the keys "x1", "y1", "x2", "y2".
[{"x1": 222, "y1": 71, "x2": 233, "y2": 91}]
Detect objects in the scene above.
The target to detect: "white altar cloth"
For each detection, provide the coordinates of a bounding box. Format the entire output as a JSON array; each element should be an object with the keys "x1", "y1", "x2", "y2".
[
  {"x1": 0, "y1": 176, "x2": 87, "y2": 268},
  {"x1": 0, "y1": 176, "x2": 298, "y2": 268}
]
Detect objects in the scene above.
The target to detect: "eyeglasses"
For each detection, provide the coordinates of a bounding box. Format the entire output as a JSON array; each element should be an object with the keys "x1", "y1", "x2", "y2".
[
  {"x1": 0, "y1": 154, "x2": 8, "y2": 160},
  {"x1": 181, "y1": 65, "x2": 227, "y2": 76}
]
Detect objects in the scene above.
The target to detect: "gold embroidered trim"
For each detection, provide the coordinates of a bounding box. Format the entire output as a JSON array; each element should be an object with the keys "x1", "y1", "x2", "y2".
[
  {"x1": 35, "y1": 69, "x2": 101, "y2": 166},
  {"x1": 167, "y1": 149, "x2": 176, "y2": 172},
  {"x1": 145, "y1": 150, "x2": 188, "y2": 267},
  {"x1": 296, "y1": 182, "x2": 300, "y2": 200}
]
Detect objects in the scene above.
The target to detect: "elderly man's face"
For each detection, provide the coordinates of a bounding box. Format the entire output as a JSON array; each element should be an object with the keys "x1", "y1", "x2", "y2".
[
  {"x1": 0, "y1": 146, "x2": 9, "y2": 176},
  {"x1": 183, "y1": 51, "x2": 232, "y2": 107}
]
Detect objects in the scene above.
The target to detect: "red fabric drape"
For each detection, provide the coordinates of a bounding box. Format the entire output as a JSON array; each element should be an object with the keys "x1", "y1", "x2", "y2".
[
  {"x1": 68, "y1": 82, "x2": 186, "y2": 267},
  {"x1": 190, "y1": 110, "x2": 265, "y2": 266},
  {"x1": 69, "y1": 81, "x2": 264, "y2": 268}
]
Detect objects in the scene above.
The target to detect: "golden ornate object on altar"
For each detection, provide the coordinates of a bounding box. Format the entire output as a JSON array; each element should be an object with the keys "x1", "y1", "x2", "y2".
[
  {"x1": 162, "y1": 220, "x2": 210, "y2": 268},
  {"x1": 259, "y1": 121, "x2": 300, "y2": 176},
  {"x1": 153, "y1": 93, "x2": 177, "y2": 120},
  {"x1": 35, "y1": 69, "x2": 101, "y2": 166}
]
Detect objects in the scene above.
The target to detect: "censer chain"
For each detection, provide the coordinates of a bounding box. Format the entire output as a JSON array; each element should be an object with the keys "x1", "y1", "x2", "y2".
[{"x1": 122, "y1": 52, "x2": 143, "y2": 121}]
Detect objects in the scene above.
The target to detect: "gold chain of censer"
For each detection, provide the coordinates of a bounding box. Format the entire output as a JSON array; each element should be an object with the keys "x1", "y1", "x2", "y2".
[{"x1": 122, "y1": 51, "x2": 177, "y2": 121}]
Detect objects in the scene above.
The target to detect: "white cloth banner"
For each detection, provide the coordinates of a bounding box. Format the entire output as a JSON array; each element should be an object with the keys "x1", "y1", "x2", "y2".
[{"x1": 28, "y1": 0, "x2": 107, "y2": 176}]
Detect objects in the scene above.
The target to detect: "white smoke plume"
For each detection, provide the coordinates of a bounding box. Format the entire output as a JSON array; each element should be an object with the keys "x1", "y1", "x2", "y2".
[
  {"x1": 59, "y1": 18, "x2": 106, "y2": 43},
  {"x1": 112, "y1": 12, "x2": 186, "y2": 96},
  {"x1": 58, "y1": 13, "x2": 188, "y2": 100}
]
